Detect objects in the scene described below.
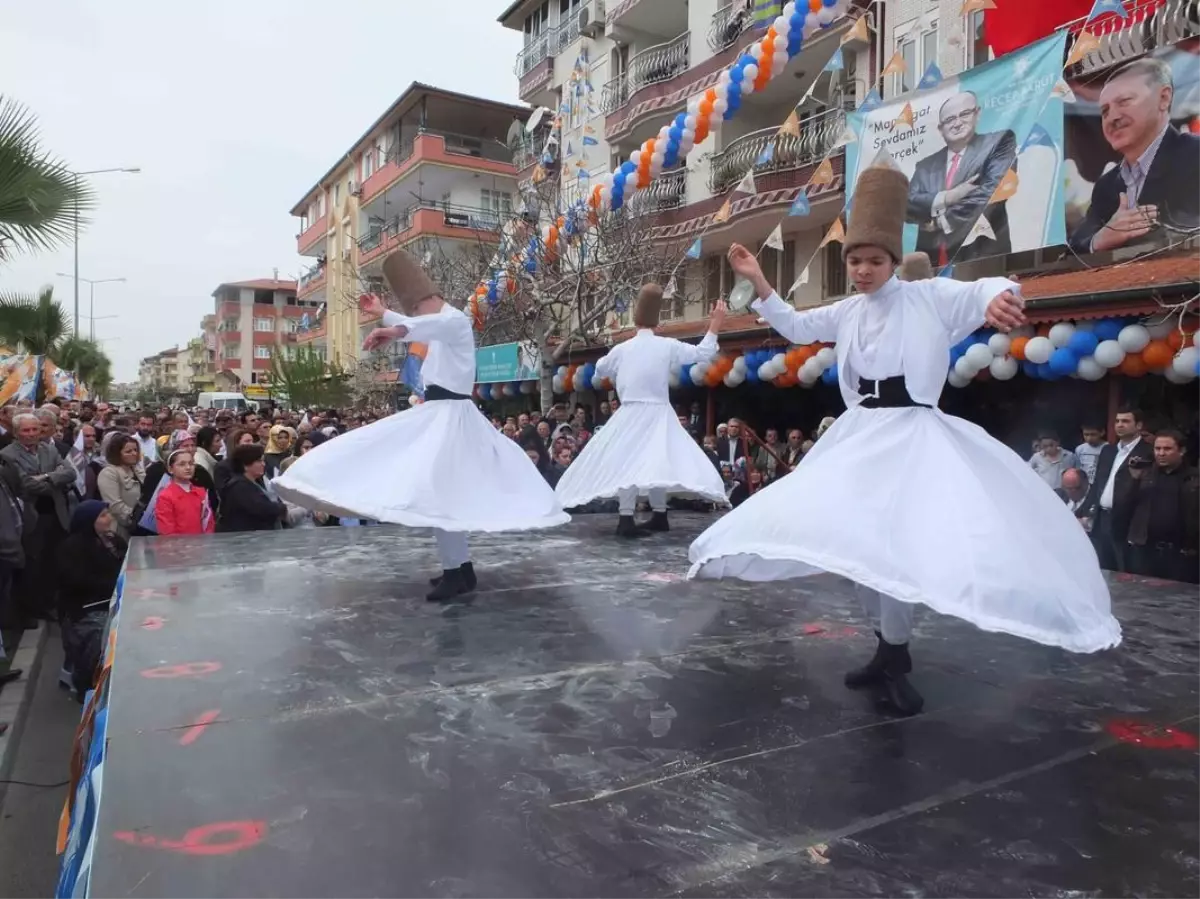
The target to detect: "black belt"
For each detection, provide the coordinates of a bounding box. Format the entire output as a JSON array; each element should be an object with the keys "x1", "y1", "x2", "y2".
[
  {"x1": 857, "y1": 376, "x2": 931, "y2": 409},
  {"x1": 424, "y1": 385, "x2": 471, "y2": 402}
]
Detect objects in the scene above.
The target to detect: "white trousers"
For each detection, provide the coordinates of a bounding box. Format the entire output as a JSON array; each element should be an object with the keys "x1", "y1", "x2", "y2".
[
  {"x1": 617, "y1": 486, "x2": 667, "y2": 516},
  {"x1": 855, "y1": 584, "x2": 914, "y2": 644},
  {"x1": 434, "y1": 529, "x2": 470, "y2": 569}
]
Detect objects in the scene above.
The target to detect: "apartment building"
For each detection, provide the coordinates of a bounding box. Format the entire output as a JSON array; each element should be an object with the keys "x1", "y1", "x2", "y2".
[
  {"x1": 186, "y1": 314, "x2": 219, "y2": 395},
  {"x1": 290, "y1": 83, "x2": 529, "y2": 368},
  {"x1": 137, "y1": 347, "x2": 184, "y2": 397},
  {"x1": 211, "y1": 278, "x2": 311, "y2": 401}
]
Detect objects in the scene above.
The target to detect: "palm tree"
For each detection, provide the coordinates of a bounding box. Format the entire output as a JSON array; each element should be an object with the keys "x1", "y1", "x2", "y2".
[
  {"x1": 0, "y1": 286, "x2": 111, "y2": 400},
  {"x1": 0, "y1": 96, "x2": 94, "y2": 262}
]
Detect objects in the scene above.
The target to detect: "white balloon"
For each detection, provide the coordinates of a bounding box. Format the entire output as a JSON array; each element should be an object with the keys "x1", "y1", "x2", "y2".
[
  {"x1": 556, "y1": 365, "x2": 567, "y2": 377},
  {"x1": 771, "y1": 352, "x2": 786, "y2": 370},
  {"x1": 954, "y1": 355, "x2": 979, "y2": 379},
  {"x1": 686, "y1": 97, "x2": 701, "y2": 118},
  {"x1": 987, "y1": 333, "x2": 1012, "y2": 356},
  {"x1": 803, "y1": 15, "x2": 820, "y2": 36},
  {"x1": 989, "y1": 355, "x2": 1018, "y2": 380},
  {"x1": 733, "y1": 355, "x2": 747, "y2": 373},
  {"x1": 773, "y1": 15, "x2": 790, "y2": 37},
  {"x1": 781, "y1": 1, "x2": 796, "y2": 16},
  {"x1": 718, "y1": 69, "x2": 732, "y2": 86},
  {"x1": 741, "y1": 75, "x2": 757, "y2": 96},
  {"x1": 713, "y1": 98, "x2": 728, "y2": 116},
  {"x1": 750, "y1": 43, "x2": 763, "y2": 60},
  {"x1": 1145, "y1": 318, "x2": 1174, "y2": 339},
  {"x1": 800, "y1": 358, "x2": 822, "y2": 381},
  {"x1": 757, "y1": 362, "x2": 774, "y2": 380},
  {"x1": 947, "y1": 369, "x2": 971, "y2": 388},
  {"x1": 630, "y1": 149, "x2": 642, "y2": 167},
  {"x1": 815, "y1": 346, "x2": 837, "y2": 368},
  {"x1": 965, "y1": 343, "x2": 993, "y2": 370},
  {"x1": 691, "y1": 365, "x2": 707, "y2": 385},
  {"x1": 1117, "y1": 324, "x2": 1150, "y2": 353},
  {"x1": 773, "y1": 34, "x2": 789, "y2": 55},
  {"x1": 1093, "y1": 339, "x2": 1126, "y2": 368},
  {"x1": 1172, "y1": 346, "x2": 1199, "y2": 378},
  {"x1": 743, "y1": 63, "x2": 759, "y2": 83},
  {"x1": 771, "y1": 54, "x2": 788, "y2": 76},
  {"x1": 693, "y1": 361, "x2": 710, "y2": 377},
  {"x1": 1048, "y1": 322, "x2": 1076, "y2": 348},
  {"x1": 1024, "y1": 336, "x2": 1053, "y2": 365},
  {"x1": 1163, "y1": 365, "x2": 1193, "y2": 384},
  {"x1": 815, "y1": 5, "x2": 836, "y2": 25},
  {"x1": 1076, "y1": 355, "x2": 1106, "y2": 381},
  {"x1": 684, "y1": 115, "x2": 697, "y2": 131}
]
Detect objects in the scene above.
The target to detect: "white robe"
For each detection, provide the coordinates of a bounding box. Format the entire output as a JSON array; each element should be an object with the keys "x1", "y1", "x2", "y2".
[
  {"x1": 688, "y1": 276, "x2": 1121, "y2": 654},
  {"x1": 275, "y1": 305, "x2": 569, "y2": 532},
  {"x1": 555, "y1": 328, "x2": 728, "y2": 509}
]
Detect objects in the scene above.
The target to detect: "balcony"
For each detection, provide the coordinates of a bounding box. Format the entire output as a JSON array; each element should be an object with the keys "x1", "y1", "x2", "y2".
[
  {"x1": 708, "y1": 109, "x2": 846, "y2": 194},
  {"x1": 297, "y1": 261, "x2": 326, "y2": 298},
  {"x1": 631, "y1": 167, "x2": 686, "y2": 212},
  {"x1": 708, "y1": 1, "x2": 755, "y2": 54},
  {"x1": 218, "y1": 329, "x2": 241, "y2": 344},
  {"x1": 1063, "y1": 0, "x2": 1197, "y2": 75},
  {"x1": 600, "y1": 32, "x2": 691, "y2": 115},
  {"x1": 296, "y1": 212, "x2": 327, "y2": 256},
  {"x1": 357, "y1": 202, "x2": 506, "y2": 266},
  {"x1": 359, "y1": 131, "x2": 516, "y2": 207}
]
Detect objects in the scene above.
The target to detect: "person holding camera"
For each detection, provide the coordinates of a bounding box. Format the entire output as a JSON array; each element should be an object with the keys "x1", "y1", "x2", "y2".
[
  {"x1": 1117, "y1": 430, "x2": 1199, "y2": 583},
  {"x1": 1079, "y1": 407, "x2": 1153, "y2": 571}
]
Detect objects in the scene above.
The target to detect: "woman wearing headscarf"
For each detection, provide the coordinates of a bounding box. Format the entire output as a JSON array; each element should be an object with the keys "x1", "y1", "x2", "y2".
[
  {"x1": 263, "y1": 425, "x2": 293, "y2": 478},
  {"x1": 57, "y1": 500, "x2": 126, "y2": 699}
]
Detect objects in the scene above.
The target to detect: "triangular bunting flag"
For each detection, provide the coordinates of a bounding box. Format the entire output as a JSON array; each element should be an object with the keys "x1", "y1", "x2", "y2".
[
  {"x1": 818, "y1": 218, "x2": 845, "y2": 248},
  {"x1": 789, "y1": 192, "x2": 811, "y2": 216},
  {"x1": 764, "y1": 223, "x2": 784, "y2": 252},
  {"x1": 564, "y1": 141, "x2": 574, "y2": 157},
  {"x1": 577, "y1": 168, "x2": 590, "y2": 180},
  {"x1": 685, "y1": 237, "x2": 702, "y2": 259},
  {"x1": 1021, "y1": 123, "x2": 1055, "y2": 151},
  {"x1": 963, "y1": 215, "x2": 996, "y2": 247},
  {"x1": 823, "y1": 47, "x2": 845, "y2": 73},
  {"x1": 735, "y1": 169, "x2": 757, "y2": 195},
  {"x1": 841, "y1": 16, "x2": 869, "y2": 45},
  {"x1": 989, "y1": 169, "x2": 1019, "y2": 203},
  {"x1": 880, "y1": 51, "x2": 906, "y2": 78},
  {"x1": 1087, "y1": 0, "x2": 1128, "y2": 20},
  {"x1": 532, "y1": 164, "x2": 546, "y2": 183},
  {"x1": 832, "y1": 122, "x2": 858, "y2": 149},
  {"x1": 712, "y1": 199, "x2": 733, "y2": 224},
  {"x1": 937, "y1": 265, "x2": 955, "y2": 278},
  {"x1": 1050, "y1": 79, "x2": 1077, "y2": 102},
  {"x1": 917, "y1": 63, "x2": 944, "y2": 90},
  {"x1": 582, "y1": 135, "x2": 599, "y2": 146},
  {"x1": 960, "y1": 0, "x2": 996, "y2": 13},
  {"x1": 663, "y1": 276, "x2": 678, "y2": 299},
  {"x1": 809, "y1": 157, "x2": 835, "y2": 187},
  {"x1": 1066, "y1": 30, "x2": 1101, "y2": 67},
  {"x1": 859, "y1": 88, "x2": 883, "y2": 112},
  {"x1": 756, "y1": 141, "x2": 776, "y2": 166},
  {"x1": 583, "y1": 124, "x2": 596, "y2": 134},
  {"x1": 893, "y1": 102, "x2": 915, "y2": 129},
  {"x1": 788, "y1": 266, "x2": 811, "y2": 295},
  {"x1": 778, "y1": 110, "x2": 801, "y2": 138}
]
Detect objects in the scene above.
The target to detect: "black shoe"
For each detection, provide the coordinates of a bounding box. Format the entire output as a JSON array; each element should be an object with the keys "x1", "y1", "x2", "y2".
[
  {"x1": 844, "y1": 631, "x2": 887, "y2": 688},
  {"x1": 638, "y1": 511, "x2": 670, "y2": 532},
  {"x1": 878, "y1": 641, "x2": 923, "y2": 717},
  {"x1": 0, "y1": 668, "x2": 22, "y2": 687},
  {"x1": 616, "y1": 515, "x2": 649, "y2": 538},
  {"x1": 430, "y1": 562, "x2": 477, "y2": 589},
  {"x1": 427, "y1": 567, "x2": 474, "y2": 603}
]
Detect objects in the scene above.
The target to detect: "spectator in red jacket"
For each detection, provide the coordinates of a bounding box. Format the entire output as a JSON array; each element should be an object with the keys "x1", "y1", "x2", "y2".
[{"x1": 155, "y1": 449, "x2": 214, "y2": 536}]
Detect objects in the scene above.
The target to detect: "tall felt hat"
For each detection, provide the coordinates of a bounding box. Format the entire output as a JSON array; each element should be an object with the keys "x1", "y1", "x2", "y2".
[
  {"x1": 633, "y1": 282, "x2": 664, "y2": 329},
  {"x1": 843, "y1": 153, "x2": 909, "y2": 262},
  {"x1": 382, "y1": 249, "x2": 438, "y2": 316},
  {"x1": 899, "y1": 252, "x2": 933, "y2": 281}
]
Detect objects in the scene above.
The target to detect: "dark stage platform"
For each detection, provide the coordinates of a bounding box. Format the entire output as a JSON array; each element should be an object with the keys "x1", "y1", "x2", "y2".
[{"x1": 90, "y1": 515, "x2": 1197, "y2": 897}]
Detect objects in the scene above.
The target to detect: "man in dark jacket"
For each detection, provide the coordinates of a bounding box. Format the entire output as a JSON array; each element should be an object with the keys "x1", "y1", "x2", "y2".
[
  {"x1": 1079, "y1": 407, "x2": 1154, "y2": 571},
  {"x1": 1116, "y1": 430, "x2": 1199, "y2": 583}
]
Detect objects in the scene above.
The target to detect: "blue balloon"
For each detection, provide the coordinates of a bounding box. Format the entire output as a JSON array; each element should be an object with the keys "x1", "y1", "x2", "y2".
[
  {"x1": 1068, "y1": 330, "x2": 1099, "y2": 356},
  {"x1": 823, "y1": 0, "x2": 837, "y2": 6},
  {"x1": 524, "y1": 257, "x2": 537, "y2": 274},
  {"x1": 745, "y1": 366, "x2": 760, "y2": 384},
  {"x1": 729, "y1": 64, "x2": 745, "y2": 84},
  {"x1": 663, "y1": 148, "x2": 678, "y2": 168},
  {"x1": 1049, "y1": 346, "x2": 1079, "y2": 376},
  {"x1": 611, "y1": 195, "x2": 624, "y2": 211},
  {"x1": 1038, "y1": 361, "x2": 1060, "y2": 380},
  {"x1": 681, "y1": 363, "x2": 693, "y2": 382},
  {"x1": 620, "y1": 160, "x2": 636, "y2": 175},
  {"x1": 1022, "y1": 361, "x2": 1040, "y2": 379},
  {"x1": 790, "y1": 11, "x2": 806, "y2": 33},
  {"x1": 1093, "y1": 318, "x2": 1123, "y2": 341},
  {"x1": 479, "y1": 384, "x2": 491, "y2": 400},
  {"x1": 724, "y1": 97, "x2": 741, "y2": 119},
  {"x1": 1195, "y1": 358, "x2": 1200, "y2": 377},
  {"x1": 821, "y1": 363, "x2": 838, "y2": 385}
]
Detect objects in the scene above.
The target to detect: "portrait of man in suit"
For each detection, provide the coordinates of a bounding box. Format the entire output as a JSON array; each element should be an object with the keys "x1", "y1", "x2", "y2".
[
  {"x1": 905, "y1": 91, "x2": 1018, "y2": 265},
  {"x1": 1068, "y1": 57, "x2": 1200, "y2": 254}
]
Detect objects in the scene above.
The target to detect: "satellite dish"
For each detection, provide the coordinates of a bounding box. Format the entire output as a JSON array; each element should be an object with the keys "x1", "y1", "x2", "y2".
[
  {"x1": 526, "y1": 106, "x2": 550, "y2": 133},
  {"x1": 506, "y1": 119, "x2": 526, "y2": 148}
]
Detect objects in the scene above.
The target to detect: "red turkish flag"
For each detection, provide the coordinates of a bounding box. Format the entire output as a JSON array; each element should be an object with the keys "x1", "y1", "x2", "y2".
[{"x1": 984, "y1": 0, "x2": 1162, "y2": 57}]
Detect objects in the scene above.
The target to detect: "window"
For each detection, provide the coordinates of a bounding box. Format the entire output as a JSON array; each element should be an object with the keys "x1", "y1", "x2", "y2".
[
  {"x1": 334, "y1": 182, "x2": 340, "y2": 205},
  {"x1": 823, "y1": 242, "x2": 847, "y2": 298},
  {"x1": 966, "y1": 9, "x2": 990, "y2": 68},
  {"x1": 662, "y1": 271, "x2": 687, "y2": 321},
  {"x1": 254, "y1": 346, "x2": 272, "y2": 359},
  {"x1": 253, "y1": 318, "x2": 273, "y2": 332},
  {"x1": 480, "y1": 189, "x2": 514, "y2": 221},
  {"x1": 523, "y1": 0, "x2": 550, "y2": 41},
  {"x1": 222, "y1": 345, "x2": 239, "y2": 359},
  {"x1": 893, "y1": 19, "x2": 938, "y2": 96}
]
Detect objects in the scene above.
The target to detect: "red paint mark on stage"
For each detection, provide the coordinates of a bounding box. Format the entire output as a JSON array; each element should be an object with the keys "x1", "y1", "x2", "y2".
[
  {"x1": 640, "y1": 572, "x2": 684, "y2": 583},
  {"x1": 114, "y1": 820, "x2": 267, "y2": 856},
  {"x1": 1106, "y1": 720, "x2": 1200, "y2": 751},
  {"x1": 178, "y1": 709, "x2": 222, "y2": 746},
  {"x1": 802, "y1": 624, "x2": 825, "y2": 635},
  {"x1": 140, "y1": 661, "x2": 222, "y2": 679},
  {"x1": 140, "y1": 616, "x2": 166, "y2": 631},
  {"x1": 800, "y1": 623, "x2": 858, "y2": 639}
]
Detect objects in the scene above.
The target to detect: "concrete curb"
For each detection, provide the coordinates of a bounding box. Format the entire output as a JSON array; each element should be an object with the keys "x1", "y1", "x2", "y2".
[{"x1": 0, "y1": 623, "x2": 54, "y2": 806}]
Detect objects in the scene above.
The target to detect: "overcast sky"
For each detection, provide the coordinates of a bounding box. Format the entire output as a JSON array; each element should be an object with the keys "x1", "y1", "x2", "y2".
[{"x1": 0, "y1": 1, "x2": 523, "y2": 380}]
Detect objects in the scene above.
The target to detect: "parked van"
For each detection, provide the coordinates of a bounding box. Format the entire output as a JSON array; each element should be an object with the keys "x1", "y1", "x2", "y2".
[{"x1": 197, "y1": 391, "x2": 249, "y2": 411}]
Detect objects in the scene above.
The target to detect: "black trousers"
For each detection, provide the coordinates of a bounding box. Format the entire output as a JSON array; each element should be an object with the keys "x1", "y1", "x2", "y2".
[
  {"x1": 1090, "y1": 509, "x2": 1126, "y2": 572},
  {"x1": 1127, "y1": 544, "x2": 1200, "y2": 584}
]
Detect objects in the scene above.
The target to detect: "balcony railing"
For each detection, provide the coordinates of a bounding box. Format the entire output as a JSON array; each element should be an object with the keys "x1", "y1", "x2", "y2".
[
  {"x1": 601, "y1": 31, "x2": 691, "y2": 114},
  {"x1": 380, "y1": 129, "x2": 513, "y2": 170},
  {"x1": 1063, "y1": 0, "x2": 1198, "y2": 75},
  {"x1": 358, "y1": 202, "x2": 507, "y2": 254},
  {"x1": 516, "y1": 32, "x2": 552, "y2": 77},
  {"x1": 299, "y1": 262, "x2": 325, "y2": 289},
  {"x1": 631, "y1": 167, "x2": 687, "y2": 212},
  {"x1": 708, "y1": 2, "x2": 755, "y2": 53},
  {"x1": 515, "y1": 1, "x2": 606, "y2": 76},
  {"x1": 708, "y1": 109, "x2": 846, "y2": 194}
]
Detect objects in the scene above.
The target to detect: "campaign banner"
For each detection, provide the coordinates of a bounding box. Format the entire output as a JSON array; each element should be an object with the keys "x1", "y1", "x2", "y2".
[
  {"x1": 475, "y1": 341, "x2": 540, "y2": 384},
  {"x1": 845, "y1": 32, "x2": 1067, "y2": 265},
  {"x1": 1063, "y1": 38, "x2": 1200, "y2": 255}
]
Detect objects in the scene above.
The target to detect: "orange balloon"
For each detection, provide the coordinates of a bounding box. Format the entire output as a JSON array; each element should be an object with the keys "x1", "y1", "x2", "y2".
[
  {"x1": 1120, "y1": 353, "x2": 1148, "y2": 377},
  {"x1": 1010, "y1": 335, "x2": 1029, "y2": 361},
  {"x1": 809, "y1": 0, "x2": 822, "y2": 11},
  {"x1": 1142, "y1": 339, "x2": 1173, "y2": 369},
  {"x1": 797, "y1": 345, "x2": 816, "y2": 364},
  {"x1": 1167, "y1": 330, "x2": 1184, "y2": 351}
]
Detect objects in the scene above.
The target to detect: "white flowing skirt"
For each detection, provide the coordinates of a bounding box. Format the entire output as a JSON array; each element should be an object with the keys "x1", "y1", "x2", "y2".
[
  {"x1": 555, "y1": 401, "x2": 728, "y2": 508},
  {"x1": 274, "y1": 399, "x2": 570, "y2": 532},
  {"x1": 688, "y1": 405, "x2": 1121, "y2": 654}
]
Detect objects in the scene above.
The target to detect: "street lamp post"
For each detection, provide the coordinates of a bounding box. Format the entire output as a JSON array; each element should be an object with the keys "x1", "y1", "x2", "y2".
[
  {"x1": 70, "y1": 167, "x2": 140, "y2": 335},
  {"x1": 56, "y1": 274, "x2": 125, "y2": 341}
]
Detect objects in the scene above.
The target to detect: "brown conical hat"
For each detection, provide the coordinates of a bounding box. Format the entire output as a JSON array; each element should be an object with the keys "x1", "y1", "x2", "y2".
[
  {"x1": 633, "y1": 282, "x2": 663, "y2": 329},
  {"x1": 382, "y1": 249, "x2": 438, "y2": 315},
  {"x1": 899, "y1": 252, "x2": 933, "y2": 281},
  {"x1": 843, "y1": 151, "x2": 909, "y2": 262}
]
